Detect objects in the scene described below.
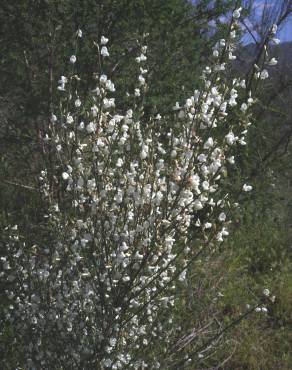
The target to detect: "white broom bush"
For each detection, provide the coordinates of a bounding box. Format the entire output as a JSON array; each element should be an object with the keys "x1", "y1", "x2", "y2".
[{"x1": 1, "y1": 7, "x2": 278, "y2": 369}]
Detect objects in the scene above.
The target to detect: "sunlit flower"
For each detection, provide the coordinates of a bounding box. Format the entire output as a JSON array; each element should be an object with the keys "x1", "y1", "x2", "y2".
[
  {"x1": 86, "y1": 122, "x2": 96, "y2": 133},
  {"x1": 101, "y1": 46, "x2": 109, "y2": 57},
  {"x1": 58, "y1": 76, "x2": 68, "y2": 91},
  {"x1": 260, "y1": 69, "x2": 269, "y2": 80},
  {"x1": 218, "y1": 212, "x2": 226, "y2": 222},
  {"x1": 100, "y1": 74, "x2": 107, "y2": 84},
  {"x1": 139, "y1": 75, "x2": 146, "y2": 85},
  {"x1": 70, "y1": 55, "x2": 77, "y2": 64},
  {"x1": 101, "y1": 35, "x2": 109, "y2": 45},
  {"x1": 62, "y1": 172, "x2": 70, "y2": 180},
  {"x1": 268, "y1": 58, "x2": 277, "y2": 66},
  {"x1": 271, "y1": 24, "x2": 277, "y2": 34},
  {"x1": 233, "y1": 7, "x2": 242, "y2": 19},
  {"x1": 225, "y1": 131, "x2": 236, "y2": 145},
  {"x1": 75, "y1": 98, "x2": 81, "y2": 107},
  {"x1": 243, "y1": 184, "x2": 252, "y2": 192},
  {"x1": 66, "y1": 114, "x2": 74, "y2": 124},
  {"x1": 204, "y1": 137, "x2": 214, "y2": 149}
]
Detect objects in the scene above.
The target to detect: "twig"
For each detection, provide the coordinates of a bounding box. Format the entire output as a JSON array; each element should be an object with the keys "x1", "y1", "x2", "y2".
[{"x1": 1, "y1": 179, "x2": 38, "y2": 191}]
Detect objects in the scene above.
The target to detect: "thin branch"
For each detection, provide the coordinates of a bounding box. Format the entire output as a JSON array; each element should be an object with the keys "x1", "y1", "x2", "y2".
[{"x1": 1, "y1": 179, "x2": 38, "y2": 191}]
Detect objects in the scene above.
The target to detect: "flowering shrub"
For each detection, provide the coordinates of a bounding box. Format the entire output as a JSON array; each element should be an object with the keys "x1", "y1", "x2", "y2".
[{"x1": 1, "y1": 8, "x2": 278, "y2": 369}]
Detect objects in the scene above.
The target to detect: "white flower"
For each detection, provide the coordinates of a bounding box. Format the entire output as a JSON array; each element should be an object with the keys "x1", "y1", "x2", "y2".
[
  {"x1": 179, "y1": 270, "x2": 187, "y2": 282},
  {"x1": 62, "y1": 172, "x2": 70, "y2": 180},
  {"x1": 225, "y1": 131, "x2": 236, "y2": 145},
  {"x1": 189, "y1": 174, "x2": 200, "y2": 188},
  {"x1": 138, "y1": 75, "x2": 145, "y2": 85},
  {"x1": 204, "y1": 137, "x2": 214, "y2": 149},
  {"x1": 173, "y1": 102, "x2": 180, "y2": 111},
  {"x1": 261, "y1": 307, "x2": 268, "y2": 313},
  {"x1": 58, "y1": 75, "x2": 68, "y2": 91},
  {"x1": 101, "y1": 35, "x2": 109, "y2": 45},
  {"x1": 51, "y1": 114, "x2": 57, "y2": 123},
  {"x1": 171, "y1": 149, "x2": 177, "y2": 158},
  {"x1": 136, "y1": 54, "x2": 147, "y2": 63},
  {"x1": 229, "y1": 52, "x2": 236, "y2": 60},
  {"x1": 239, "y1": 137, "x2": 246, "y2": 145},
  {"x1": 100, "y1": 74, "x2": 108, "y2": 84},
  {"x1": 67, "y1": 114, "x2": 74, "y2": 124},
  {"x1": 135, "y1": 88, "x2": 141, "y2": 97},
  {"x1": 263, "y1": 288, "x2": 270, "y2": 297},
  {"x1": 241, "y1": 103, "x2": 248, "y2": 112},
  {"x1": 78, "y1": 121, "x2": 84, "y2": 131},
  {"x1": 86, "y1": 122, "x2": 96, "y2": 133},
  {"x1": 105, "y1": 80, "x2": 115, "y2": 92},
  {"x1": 104, "y1": 359, "x2": 112, "y2": 367},
  {"x1": 165, "y1": 236, "x2": 175, "y2": 248},
  {"x1": 185, "y1": 98, "x2": 193, "y2": 108},
  {"x1": 243, "y1": 184, "x2": 252, "y2": 192},
  {"x1": 240, "y1": 79, "x2": 246, "y2": 88},
  {"x1": 233, "y1": 7, "x2": 242, "y2": 19},
  {"x1": 218, "y1": 212, "x2": 226, "y2": 222},
  {"x1": 140, "y1": 53, "x2": 147, "y2": 61},
  {"x1": 197, "y1": 153, "x2": 207, "y2": 162},
  {"x1": 101, "y1": 46, "x2": 109, "y2": 57},
  {"x1": 216, "y1": 232, "x2": 223, "y2": 242},
  {"x1": 92, "y1": 86, "x2": 100, "y2": 95},
  {"x1": 75, "y1": 98, "x2": 81, "y2": 107},
  {"x1": 260, "y1": 69, "x2": 269, "y2": 80},
  {"x1": 219, "y1": 39, "x2": 226, "y2": 47},
  {"x1": 59, "y1": 76, "x2": 67, "y2": 84},
  {"x1": 70, "y1": 55, "x2": 77, "y2": 64},
  {"x1": 202, "y1": 181, "x2": 209, "y2": 190},
  {"x1": 213, "y1": 49, "x2": 219, "y2": 58},
  {"x1": 268, "y1": 58, "x2": 277, "y2": 66},
  {"x1": 140, "y1": 144, "x2": 148, "y2": 159},
  {"x1": 116, "y1": 158, "x2": 123, "y2": 167},
  {"x1": 193, "y1": 199, "x2": 203, "y2": 210},
  {"x1": 228, "y1": 156, "x2": 235, "y2": 164},
  {"x1": 271, "y1": 24, "x2": 277, "y2": 34},
  {"x1": 76, "y1": 29, "x2": 82, "y2": 38},
  {"x1": 205, "y1": 66, "x2": 212, "y2": 74},
  {"x1": 195, "y1": 218, "x2": 201, "y2": 227},
  {"x1": 103, "y1": 98, "x2": 115, "y2": 109}
]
